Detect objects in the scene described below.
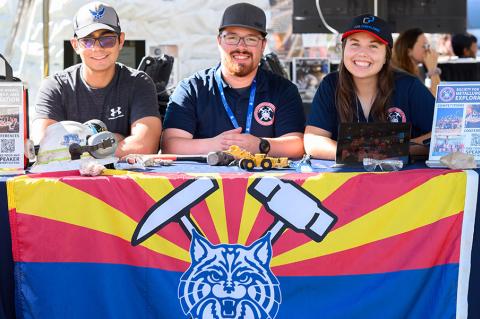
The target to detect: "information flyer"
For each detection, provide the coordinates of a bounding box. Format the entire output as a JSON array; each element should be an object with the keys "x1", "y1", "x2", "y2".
[
  {"x1": 429, "y1": 83, "x2": 480, "y2": 161},
  {"x1": 0, "y1": 81, "x2": 25, "y2": 169}
]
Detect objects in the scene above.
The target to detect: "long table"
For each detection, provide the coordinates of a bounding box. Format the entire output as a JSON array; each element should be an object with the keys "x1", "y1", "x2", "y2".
[
  {"x1": 438, "y1": 61, "x2": 480, "y2": 82},
  {"x1": 1, "y1": 164, "x2": 479, "y2": 318}
]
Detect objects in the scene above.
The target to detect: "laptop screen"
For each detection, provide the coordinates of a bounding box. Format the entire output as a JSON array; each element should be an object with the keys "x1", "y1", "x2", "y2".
[{"x1": 335, "y1": 122, "x2": 412, "y2": 165}]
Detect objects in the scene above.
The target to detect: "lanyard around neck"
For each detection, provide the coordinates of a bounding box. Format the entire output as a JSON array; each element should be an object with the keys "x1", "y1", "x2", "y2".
[{"x1": 214, "y1": 66, "x2": 257, "y2": 134}]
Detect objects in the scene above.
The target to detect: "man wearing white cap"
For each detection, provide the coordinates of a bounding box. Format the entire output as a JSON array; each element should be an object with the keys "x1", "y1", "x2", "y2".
[{"x1": 33, "y1": 1, "x2": 161, "y2": 157}]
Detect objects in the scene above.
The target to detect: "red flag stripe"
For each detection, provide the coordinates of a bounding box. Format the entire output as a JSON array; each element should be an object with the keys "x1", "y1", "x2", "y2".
[
  {"x1": 12, "y1": 213, "x2": 190, "y2": 271},
  {"x1": 273, "y1": 169, "x2": 454, "y2": 255},
  {"x1": 222, "y1": 176, "x2": 249, "y2": 243},
  {"x1": 273, "y1": 213, "x2": 462, "y2": 276}
]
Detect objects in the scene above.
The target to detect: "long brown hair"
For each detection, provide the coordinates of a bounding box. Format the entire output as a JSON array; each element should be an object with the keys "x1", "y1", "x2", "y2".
[
  {"x1": 335, "y1": 39, "x2": 394, "y2": 123},
  {"x1": 392, "y1": 28, "x2": 424, "y2": 76}
]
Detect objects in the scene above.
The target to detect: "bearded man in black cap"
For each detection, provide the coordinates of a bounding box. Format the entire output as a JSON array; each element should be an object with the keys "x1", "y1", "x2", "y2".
[
  {"x1": 33, "y1": 1, "x2": 161, "y2": 157},
  {"x1": 162, "y1": 3, "x2": 305, "y2": 158}
]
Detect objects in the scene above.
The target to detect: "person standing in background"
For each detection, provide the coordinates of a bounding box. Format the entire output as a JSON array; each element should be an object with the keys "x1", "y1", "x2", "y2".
[
  {"x1": 451, "y1": 33, "x2": 478, "y2": 58},
  {"x1": 392, "y1": 28, "x2": 441, "y2": 96}
]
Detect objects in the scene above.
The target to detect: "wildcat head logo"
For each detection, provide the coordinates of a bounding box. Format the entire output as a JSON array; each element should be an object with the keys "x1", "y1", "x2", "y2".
[
  {"x1": 179, "y1": 231, "x2": 281, "y2": 319},
  {"x1": 132, "y1": 176, "x2": 337, "y2": 319}
]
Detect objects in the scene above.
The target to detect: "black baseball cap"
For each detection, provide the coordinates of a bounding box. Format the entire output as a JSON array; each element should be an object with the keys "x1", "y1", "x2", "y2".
[
  {"x1": 219, "y1": 3, "x2": 267, "y2": 36},
  {"x1": 342, "y1": 14, "x2": 393, "y2": 48}
]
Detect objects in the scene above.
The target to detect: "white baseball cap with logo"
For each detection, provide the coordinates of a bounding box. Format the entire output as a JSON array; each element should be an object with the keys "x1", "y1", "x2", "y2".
[{"x1": 73, "y1": 1, "x2": 121, "y2": 38}]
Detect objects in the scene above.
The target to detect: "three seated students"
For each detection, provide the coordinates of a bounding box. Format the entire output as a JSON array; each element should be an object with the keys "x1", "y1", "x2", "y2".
[{"x1": 32, "y1": 3, "x2": 434, "y2": 161}]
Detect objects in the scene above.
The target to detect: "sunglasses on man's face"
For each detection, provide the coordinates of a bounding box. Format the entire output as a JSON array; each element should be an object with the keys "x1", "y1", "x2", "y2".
[{"x1": 77, "y1": 35, "x2": 118, "y2": 49}]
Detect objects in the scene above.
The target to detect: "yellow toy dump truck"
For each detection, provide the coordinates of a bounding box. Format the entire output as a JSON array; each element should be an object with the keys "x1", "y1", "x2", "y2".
[{"x1": 225, "y1": 145, "x2": 289, "y2": 170}]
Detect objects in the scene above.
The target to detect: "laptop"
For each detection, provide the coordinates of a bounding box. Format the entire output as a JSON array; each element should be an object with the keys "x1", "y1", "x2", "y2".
[
  {"x1": 426, "y1": 82, "x2": 480, "y2": 168},
  {"x1": 334, "y1": 122, "x2": 411, "y2": 167}
]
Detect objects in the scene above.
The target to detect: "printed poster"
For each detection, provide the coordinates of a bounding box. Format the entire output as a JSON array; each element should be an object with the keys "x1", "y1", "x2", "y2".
[
  {"x1": 429, "y1": 83, "x2": 480, "y2": 160},
  {"x1": 0, "y1": 82, "x2": 24, "y2": 169},
  {"x1": 292, "y1": 58, "x2": 329, "y2": 103}
]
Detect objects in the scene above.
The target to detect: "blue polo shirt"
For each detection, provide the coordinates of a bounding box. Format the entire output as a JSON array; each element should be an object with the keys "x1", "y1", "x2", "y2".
[
  {"x1": 163, "y1": 66, "x2": 305, "y2": 138},
  {"x1": 307, "y1": 70, "x2": 435, "y2": 140}
]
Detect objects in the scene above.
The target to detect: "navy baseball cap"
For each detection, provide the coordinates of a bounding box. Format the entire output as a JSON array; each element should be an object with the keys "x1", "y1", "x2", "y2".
[
  {"x1": 342, "y1": 14, "x2": 393, "y2": 48},
  {"x1": 219, "y1": 3, "x2": 267, "y2": 36},
  {"x1": 73, "y1": 2, "x2": 121, "y2": 38}
]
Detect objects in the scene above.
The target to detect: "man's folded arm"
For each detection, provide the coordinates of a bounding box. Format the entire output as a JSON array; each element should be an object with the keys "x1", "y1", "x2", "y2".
[{"x1": 115, "y1": 116, "x2": 161, "y2": 157}]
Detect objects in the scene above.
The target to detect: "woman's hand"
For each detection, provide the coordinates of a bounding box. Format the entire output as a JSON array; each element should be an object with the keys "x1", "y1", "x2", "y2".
[{"x1": 424, "y1": 49, "x2": 439, "y2": 73}]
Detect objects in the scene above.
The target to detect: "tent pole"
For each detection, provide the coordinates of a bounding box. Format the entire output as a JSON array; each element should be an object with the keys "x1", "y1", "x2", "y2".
[{"x1": 43, "y1": 0, "x2": 49, "y2": 76}]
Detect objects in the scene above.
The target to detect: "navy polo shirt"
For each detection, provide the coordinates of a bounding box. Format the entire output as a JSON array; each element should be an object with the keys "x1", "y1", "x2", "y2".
[
  {"x1": 163, "y1": 66, "x2": 305, "y2": 138},
  {"x1": 307, "y1": 70, "x2": 435, "y2": 140}
]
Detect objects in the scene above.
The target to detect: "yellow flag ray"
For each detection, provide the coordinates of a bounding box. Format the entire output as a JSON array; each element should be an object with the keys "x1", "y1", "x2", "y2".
[
  {"x1": 272, "y1": 172, "x2": 466, "y2": 267},
  {"x1": 188, "y1": 172, "x2": 287, "y2": 244},
  {"x1": 237, "y1": 175, "x2": 264, "y2": 245},
  {"x1": 204, "y1": 178, "x2": 229, "y2": 243},
  {"x1": 124, "y1": 172, "x2": 206, "y2": 258},
  {"x1": 126, "y1": 172, "x2": 231, "y2": 244},
  {"x1": 124, "y1": 171, "x2": 213, "y2": 240},
  {"x1": 302, "y1": 173, "x2": 361, "y2": 201},
  {"x1": 102, "y1": 169, "x2": 129, "y2": 176},
  {"x1": 10, "y1": 177, "x2": 190, "y2": 261},
  {"x1": 236, "y1": 173, "x2": 354, "y2": 245},
  {"x1": 7, "y1": 175, "x2": 30, "y2": 211},
  {"x1": 166, "y1": 173, "x2": 229, "y2": 243},
  {"x1": 124, "y1": 172, "x2": 175, "y2": 201}
]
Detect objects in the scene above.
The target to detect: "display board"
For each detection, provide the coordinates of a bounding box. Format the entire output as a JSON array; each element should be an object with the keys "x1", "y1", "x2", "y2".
[
  {"x1": 428, "y1": 82, "x2": 480, "y2": 164},
  {"x1": 0, "y1": 82, "x2": 26, "y2": 170}
]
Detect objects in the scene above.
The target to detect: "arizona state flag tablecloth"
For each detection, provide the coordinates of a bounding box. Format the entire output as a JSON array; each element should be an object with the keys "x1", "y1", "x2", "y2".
[{"x1": 7, "y1": 169, "x2": 478, "y2": 319}]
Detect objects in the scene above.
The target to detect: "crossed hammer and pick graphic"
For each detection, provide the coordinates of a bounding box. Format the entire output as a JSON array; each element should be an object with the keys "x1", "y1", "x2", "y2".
[{"x1": 131, "y1": 177, "x2": 337, "y2": 246}]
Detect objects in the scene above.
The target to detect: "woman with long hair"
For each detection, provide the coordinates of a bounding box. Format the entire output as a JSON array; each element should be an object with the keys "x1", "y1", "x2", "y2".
[
  {"x1": 392, "y1": 28, "x2": 441, "y2": 96},
  {"x1": 304, "y1": 14, "x2": 434, "y2": 160}
]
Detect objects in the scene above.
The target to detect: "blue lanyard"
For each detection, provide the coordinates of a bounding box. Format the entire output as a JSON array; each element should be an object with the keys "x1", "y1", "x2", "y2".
[{"x1": 214, "y1": 67, "x2": 257, "y2": 134}]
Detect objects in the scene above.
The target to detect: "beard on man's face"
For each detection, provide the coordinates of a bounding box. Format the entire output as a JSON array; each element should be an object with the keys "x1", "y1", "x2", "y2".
[{"x1": 222, "y1": 49, "x2": 257, "y2": 77}]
